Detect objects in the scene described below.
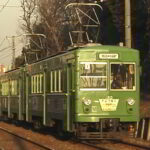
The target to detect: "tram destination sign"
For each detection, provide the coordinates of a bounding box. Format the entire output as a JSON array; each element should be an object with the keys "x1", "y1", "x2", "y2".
[{"x1": 99, "y1": 53, "x2": 119, "y2": 59}]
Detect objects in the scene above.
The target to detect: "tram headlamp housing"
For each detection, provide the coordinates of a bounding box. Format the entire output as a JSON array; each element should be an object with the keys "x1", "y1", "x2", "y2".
[
  {"x1": 83, "y1": 99, "x2": 92, "y2": 106},
  {"x1": 127, "y1": 98, "x2": 135, "y2": 106}
]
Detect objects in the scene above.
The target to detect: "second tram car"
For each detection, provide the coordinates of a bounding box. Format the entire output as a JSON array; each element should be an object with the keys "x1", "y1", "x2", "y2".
[{"x1": 0, "y1": 44, "x2": 140, "y2": 138}]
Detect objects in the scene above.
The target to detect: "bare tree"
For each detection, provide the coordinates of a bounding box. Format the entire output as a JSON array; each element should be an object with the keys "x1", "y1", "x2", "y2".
[
  {"x1": 20, "y1": 0, "x2": 94, "y2": 55},
  {"x1": 20, "y1": 0, "x2": 39, "y2": 33},
  {"x1": 37, "y1": 0, "x2": 72, "y2": 53}
]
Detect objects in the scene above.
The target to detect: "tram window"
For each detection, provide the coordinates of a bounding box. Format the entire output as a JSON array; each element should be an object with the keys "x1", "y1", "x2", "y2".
[
  {"x1": 50, "y1": 71, "x2": 53, "y2": 92},
  {"x1": 2, "y1": 81, "x2": 9, "y2": 95},
  {"x1": 40, "y1": 74, "x2": 43, "y2": 93},
  {"x1": 50, "y1": 71, "x2": 56, "y2": 92},
  {"x1": 31, "y1": 74, "x2": 43, "y2": 94},
  {"x1": 54, "y1": 71, "x2": 57, "y2": 92},
  {"x1": 11, "y1": 80, "x2": 18, "y2": 95},
  {"x1": 37, "y1": 75, "x2": 40, "y2": 93},
  {"x1": 80, "y1": 62, "x2": 107, "y2": 89},
  {"x1": 111, "y1": 63, "x2": 135, "y2": 90},
  {"x1": 55, "y1": 71, "x2": 59, "y2": 92},
  {"x1": 0, "y1": 83, "x2": 1, "y2": 95},
  {"x1": 31, "y1": 76, "x2": 36, "y2": 93},
  {"x1": 58, "y1": 70, "x2": 61, "y2": 92},
  {"x1": 33, "y1": 76, "x2": 36, "y2": 93},
  {"x1": 60, "y1": 69, "x2": 66, "y2": 92},
  {"x1": 50, "y1": 70, "x2": 62, "y2": 93},
  {"x1": 31, "y1": 76, "x2": 34, "y2": 93}
]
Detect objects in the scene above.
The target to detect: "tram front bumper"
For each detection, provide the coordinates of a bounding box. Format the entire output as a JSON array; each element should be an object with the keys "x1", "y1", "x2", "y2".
[{"x1": 74, "y1": 114, "x2": 139, "y2": 122}]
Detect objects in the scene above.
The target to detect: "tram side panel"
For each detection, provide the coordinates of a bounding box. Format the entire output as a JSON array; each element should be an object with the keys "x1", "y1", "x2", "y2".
[
  {"x1": 45, "y1": 53, "x2": 75, "y2": 131},
  {"x1": 0, "y1": 73, "x2": 10, "y2": 118},
  {"x1": 24, "y1": 54, "x2": 74, "y2": 128},
  {"x1": 8, "y1": 69, "x2": 23, "y2": 120}
]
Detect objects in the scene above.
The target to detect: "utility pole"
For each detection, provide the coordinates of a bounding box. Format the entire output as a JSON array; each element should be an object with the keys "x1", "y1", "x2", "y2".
[
  {"x1": 125, "y1": 0, "x2": 131, "y2": 48},
  {"x1": 12, "y1": 36, "x2": 15, "y2": 69},
  {"x1": 7, "y1": 36, "x2": 16, "y2": 69}
]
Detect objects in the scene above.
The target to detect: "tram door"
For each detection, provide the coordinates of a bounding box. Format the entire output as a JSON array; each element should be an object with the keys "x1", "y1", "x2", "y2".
[{"x1": 66, "y1": 63, "x2": 73, "y2": 131}]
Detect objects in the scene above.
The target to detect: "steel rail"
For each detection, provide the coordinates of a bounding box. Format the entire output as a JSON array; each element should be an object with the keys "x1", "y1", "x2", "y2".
[
  {"x1": 0, "y1": 127, "x2": 55, "y2": 150},
  {"x1": 80, "y1": 138, "x2": 150, "y2": 150}
]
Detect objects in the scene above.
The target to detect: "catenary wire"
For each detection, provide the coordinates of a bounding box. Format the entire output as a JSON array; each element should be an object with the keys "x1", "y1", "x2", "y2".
[
  {"x1": 0, "y1": 5, "x2": 20, "y2": 8},
  {"x1": 0, "y1": 38, "x2": 6, "y2": 48},
  {"x1": 0, "y1": 0, "x2": 10, "y2": 13},
  {"x1": 0, "y1": 46, "x2": 12, "y2": 52},
  {"x1": 0, "y1": 50, "x2": 12, "y2": 61}
]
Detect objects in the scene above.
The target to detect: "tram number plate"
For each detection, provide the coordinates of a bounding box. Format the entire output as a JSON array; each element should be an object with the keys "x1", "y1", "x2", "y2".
[{"x1": 99, "y1": 98, "x2": 119, "y2": 111}]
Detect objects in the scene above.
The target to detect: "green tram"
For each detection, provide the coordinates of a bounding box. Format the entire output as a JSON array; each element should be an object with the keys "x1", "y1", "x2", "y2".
[{"x1": 0, "y1": 44, "x2": 140, "y2": 138}]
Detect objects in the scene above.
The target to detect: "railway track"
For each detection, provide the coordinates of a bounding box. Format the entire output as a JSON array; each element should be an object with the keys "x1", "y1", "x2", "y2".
[
  {"x1": 115, "y1": 138, "x2": 150, "y2": 150},
  {"x1": 79, "y1": 138, "x2": 150, "y2": 150},
  {"x1": 0, "y1": 121, "x2": 150, "y2": 150},
  {"x1": 0, "y1": 127, "x2": 55, "y2": 150}
]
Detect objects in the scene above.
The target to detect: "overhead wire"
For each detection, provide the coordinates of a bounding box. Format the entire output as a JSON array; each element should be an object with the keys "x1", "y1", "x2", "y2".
[
  {"x1": 0, "y1": 56, "x2": 12, "y2": 65},
  {"x1": 0, "y1": 42, "x2": 23, "y2": 64},
  {"x1": 0, "y1": 52, "x2": 12, "y2": 61},
  {"x1": 0, "y1": 46, "x2": 12, "y2": 52},
  {"x1": 0, "y1": 48, "x2": 12, "y2": 61},
  {"x1": 0, "y1": 0, "x2": 10, "y2": 13},
  {"x1": 0, "y1": 35, "x2": 47, "y2": 64},
  {"x1": 0, "y1": 0, "x2": 22, "y2": 65},
  {"x1": 0, "y1": 38, "x2": 6, "y2": 48},
  {"x1": 0, "y1": 5, "x2": 20, "y2": 8}
]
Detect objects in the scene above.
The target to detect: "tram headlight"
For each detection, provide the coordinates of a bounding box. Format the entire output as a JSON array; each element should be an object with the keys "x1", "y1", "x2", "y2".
[
  {"x1": 83, "y1": 99, "x2": 92, "y2": 106},
  {"x1": 127, "y1": 98, "x2": 135, "y2": 106}
]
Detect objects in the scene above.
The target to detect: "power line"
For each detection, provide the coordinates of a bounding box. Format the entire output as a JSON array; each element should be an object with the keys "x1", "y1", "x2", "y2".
[
  {"x1": 0, "y1": 50, "x2": 12, "y2": 61},
  {"x1": 0, "y1": 5, "x2": 20, "y2": 8},
  {"x1": 0, "y1": 46, "x2": 11, "y2": 52},
  {"x1": 0, "y1": 51, "x2": 11, "y2": 59},
  {"x1": 0, "y1": 0, "x2": 10, "y2": 13},
  {"x1": 0, "y1": 38, "x2": 6, "y2": 48}
]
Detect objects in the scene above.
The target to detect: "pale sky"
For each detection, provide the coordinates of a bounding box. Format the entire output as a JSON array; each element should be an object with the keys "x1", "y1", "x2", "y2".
[{"x1": 0, "y1": 0, "x2": 22, "y2": 66}]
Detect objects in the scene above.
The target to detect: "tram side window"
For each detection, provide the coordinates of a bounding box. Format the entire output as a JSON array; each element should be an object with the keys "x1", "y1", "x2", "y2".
[
  {"x1": 61, "y1": 69, "x2": 67, "y2": 93},
  {"x1": 40, "y1": 74, "x2": 43, "y2": 93},
  {"x1": 31, "y1": 74, "x2": 43, "y2": 94},
  {"x1": 0, "y1": 83, "x2": 1, "y2": 95},
  {"x1": 54, "y1": 71, "x2": 57, "y2": 92},
  {"x1": 56, "y1": 70, "x2": 61, "y2": 92},
  {"x1": 50, "y1": 69, "x2": 63, "y2": 93},
  {"x1": 57, "y1": 70, "x2": 62, "y2": 92},
  {"x1": 111, "y1": 63, "x2": 135, "y2": 90},
  {"x1": 50, "y1": 71, "x2": 53, "y2": 92},
  {"x1": 10, "y1": 80, "x2": 18, "y2": 95},
  {"x1": 50, "y1": 71, "x2": 57, "y2": 92},
  {"x1": 31, "y1": 76, "x2": 34, "y2": 93},
  {"x1": 2, "y1": 81, "x2": 9, "y2": 96}
]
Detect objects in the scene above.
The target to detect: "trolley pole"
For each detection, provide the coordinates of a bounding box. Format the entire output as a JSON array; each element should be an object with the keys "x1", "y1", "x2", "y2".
[{"x1": 125, "y1": 0, "x2": 131, "y2": 48}]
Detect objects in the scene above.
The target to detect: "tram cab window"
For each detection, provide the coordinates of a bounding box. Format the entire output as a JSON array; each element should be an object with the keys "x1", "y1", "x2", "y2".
[
  {"x1": 80, "y1": 62, "x2": 107, "y2": 90},
  {"x1": 111, "y1": 63, "x2": 135, "y2": 90}
]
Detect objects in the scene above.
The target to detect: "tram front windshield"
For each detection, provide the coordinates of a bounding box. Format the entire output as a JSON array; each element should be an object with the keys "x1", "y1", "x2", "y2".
[
  {"x1": 80, "y1": 62, "x2": 136, "y2": 91},
  {"x1": 80, "y1": 62, "x2": 107, "y2": 90},
  {"x1": 111, "y1": 63, "x2": 135, "y2": 90}
]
